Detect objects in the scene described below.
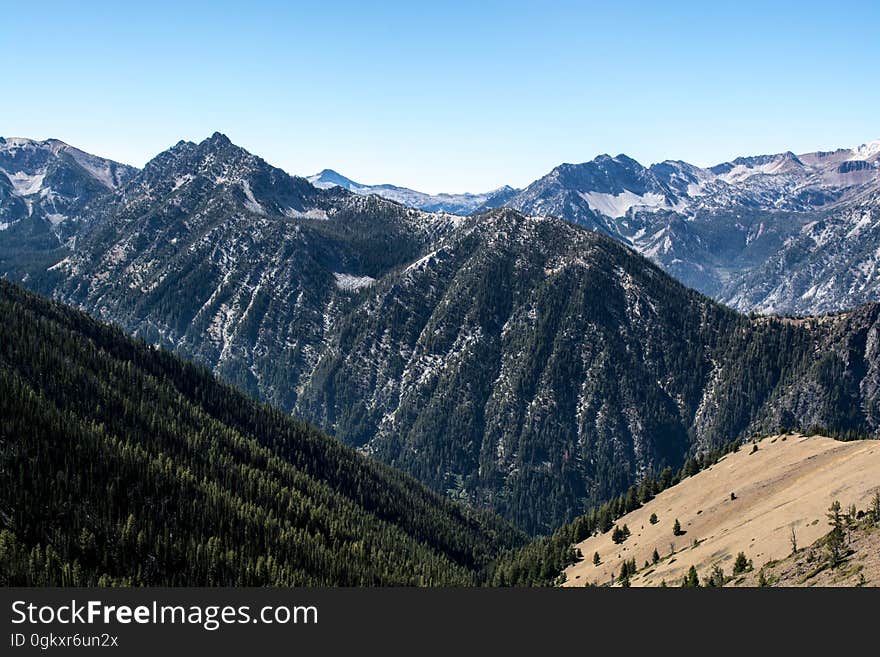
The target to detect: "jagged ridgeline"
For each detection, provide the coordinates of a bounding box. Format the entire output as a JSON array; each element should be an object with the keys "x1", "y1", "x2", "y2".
[
  {"x1": 0, "y1": 280, "x2": 524, "y2": 586},
  {"x1": 4, "y1": 134, "x2": 880, "y2": 536}
]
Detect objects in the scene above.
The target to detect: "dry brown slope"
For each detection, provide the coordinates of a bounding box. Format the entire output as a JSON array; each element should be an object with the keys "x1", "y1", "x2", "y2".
[
  {"x1": 562, "y1": 434, "x2": 880, "y2": 587},
  {"x1": 732, "y1": 519, "x2": 880, "y2": 587}
]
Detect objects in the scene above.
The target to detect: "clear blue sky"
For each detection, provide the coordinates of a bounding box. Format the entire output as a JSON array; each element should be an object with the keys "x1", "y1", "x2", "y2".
[{"x1": 3, "y1": 0, "x2": 878, "y2": 193}]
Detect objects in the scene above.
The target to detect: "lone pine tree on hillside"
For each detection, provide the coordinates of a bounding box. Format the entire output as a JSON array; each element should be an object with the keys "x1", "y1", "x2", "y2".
[
  {"x1": 681, "y1": 565, "x2": 700, "y2": 588},
  {"x1": 757, "y1": 568, "x2": 770, "y2": 587},
  {"x1": 704, "y1": 565, "x2": 725, "y2": 588},
  {"x1": 652, "y1": 548, "x2": 660, "y2": 564},
  {"x1": 733, "y1": 552, "x2": 750, "y2": 575},
  {"x1": 673, "y1": 519, "x2": 682, "y2": 536},
  {"x1": 649, "y1": 512, "x2": 658, "y2": 524},
  {"x1": 618, "y1": 558, "x2": 637, "y2": 586},
  {"x1": 593, "y1": 552, "x2": 601, "y2": 566},
  {"x1": 826, "y1": 500, "x2": 845, "y2": 567}
]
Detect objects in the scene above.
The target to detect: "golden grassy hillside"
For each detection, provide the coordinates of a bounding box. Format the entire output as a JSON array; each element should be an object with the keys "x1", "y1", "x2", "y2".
[{"x1": 563, "y1": 434, "x2": 880, "y2": 587}]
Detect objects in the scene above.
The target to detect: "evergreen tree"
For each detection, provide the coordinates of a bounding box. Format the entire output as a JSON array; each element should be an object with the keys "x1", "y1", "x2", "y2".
[
  {"x1": 673, "y1": 519, "x2": 682, "y2": 536},
  {"x1": 681, "y1": 565, "x2": 700, "y2": 588},
  {"x1": 704, "y1": 565, "x2": 725, "y2": 587},
  {"x1": 826, "y1": 500, "x2": 845, "y2": 567},
  {"x1": 758, "y1": 569, "x2": 768, "y2": 587},
  {"x1": 733, "y1": 552, "x2": 749, "y2": 575}
]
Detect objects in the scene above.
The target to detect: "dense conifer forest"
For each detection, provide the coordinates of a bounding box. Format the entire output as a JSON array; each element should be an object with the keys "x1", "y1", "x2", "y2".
[{"x1": 0, "y1": 280, "x2": 523, "y2": 586}]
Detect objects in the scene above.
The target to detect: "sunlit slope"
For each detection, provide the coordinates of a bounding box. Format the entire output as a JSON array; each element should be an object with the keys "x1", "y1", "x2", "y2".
[{"x1": 563, "y1": 434, "x2": 880, "y2": 587}]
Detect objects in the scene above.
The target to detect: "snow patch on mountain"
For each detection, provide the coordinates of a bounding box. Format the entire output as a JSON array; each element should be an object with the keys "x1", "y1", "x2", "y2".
[
  {"x1": 285, "y1": 207, "x2": 329, "y2": 220},
  {"x1": 716, "y1": 157, "x2": 802, "y2": 184},
  {"x1": 172, "y1": 175, "x2": 193, "y2": 191},
  {"x1": 47, "y1": 257, "x2": 71, "y2": 271},
  {"x1": 333, "y1": 272, "x2": 376, "y2": 291},
  {"x1": 579, "y1": 190, "x2": 669, "y2": 218},
  {"x1": 240, "y1": 180, "x2": 266, "y2": 215},
  {"x1": 2, "y1": 170, "x2": 46, "y2": 196}
]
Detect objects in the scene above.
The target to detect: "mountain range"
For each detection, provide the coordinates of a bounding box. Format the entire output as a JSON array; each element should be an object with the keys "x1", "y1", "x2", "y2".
[
  {"x1": 307, "y1": 168, "x2": 518, "y2": 215},
  {"x1": 6, "y1": 134, "x2": 880, "y2": 318},
  {"x1": 501, "y1": 143, "x2": 880, "y2": 314},
  {"x1": 309, "y1": 141, "x2": 880, "y2": 315},
  {"x1": 3, "y1": 132, "x2": 880, "y2": 533}
]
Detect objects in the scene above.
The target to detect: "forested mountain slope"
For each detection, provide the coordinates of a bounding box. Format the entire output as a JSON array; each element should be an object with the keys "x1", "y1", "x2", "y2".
[
  {"x1": 294, "y1": 208, "x2": 880, "y2": 532},
  {"x1": 40, "y1": 133, "x2": 462, "y2": 410},
  {"x1": 0, "y1": 137, "x2": 136, "y2": 283},
  {"x1": 5, "y1": 134, "x2": 880, "y2": 535},
  {"x1": 0, "y1": 279, "x2": 522, "y2": 586}
]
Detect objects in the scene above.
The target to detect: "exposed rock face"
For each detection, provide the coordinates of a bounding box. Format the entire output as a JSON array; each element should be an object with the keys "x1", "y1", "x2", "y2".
[{"x1": 498, "y1": 142, "x2": 880, "y2": 313}]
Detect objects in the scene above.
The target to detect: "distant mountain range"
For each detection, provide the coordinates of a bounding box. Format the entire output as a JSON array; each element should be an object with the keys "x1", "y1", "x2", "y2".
[
  {"x1": 501, "y1": 143, "x2": 880, "y2": 314},
  {"x1": 6, "y1": 134, "x2": 880, "y2": 317},
  {"x1": 306, "y1": 141, "x2": 880, "y2": 315},
  {"x1": 4, "y1": 132, "x2": 880, "y2": 533},
  {"x1": 307, "y1": 168, "x2": 517, "y2": 214}
]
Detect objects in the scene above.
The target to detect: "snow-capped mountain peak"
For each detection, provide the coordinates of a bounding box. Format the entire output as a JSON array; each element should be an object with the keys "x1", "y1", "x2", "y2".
[
  {"x1": 307, "y1": 169, "x2": 357, "y2": 190},
  {"x1": 850, "y1": 140, "x2": 880, "y2": 161}
]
